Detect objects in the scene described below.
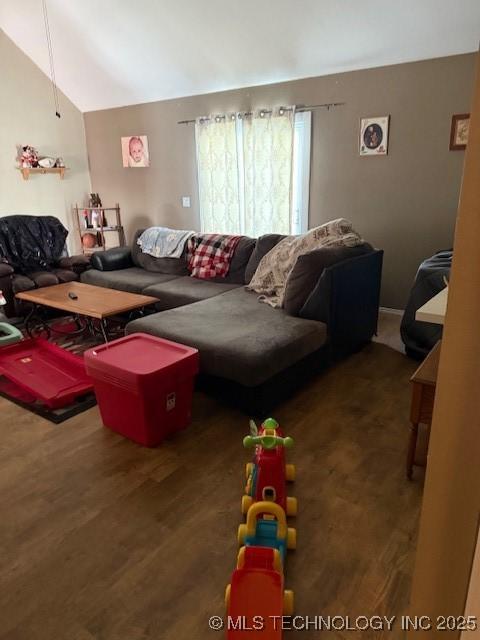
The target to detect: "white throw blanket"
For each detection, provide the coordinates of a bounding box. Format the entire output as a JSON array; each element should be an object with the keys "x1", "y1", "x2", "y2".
[
  {"x1": 247, "y1": 218, "x2": 364, "y2": 308},
  {"x1": 137, "y1": 226, "x2": 195, "y2": 258}
]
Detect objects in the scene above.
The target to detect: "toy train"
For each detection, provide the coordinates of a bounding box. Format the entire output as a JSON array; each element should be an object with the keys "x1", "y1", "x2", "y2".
[
  {"x1": 242, "y1": 418, "x2": 297, "y2": 517},
  {"x1": 225, "y1": 418, "x2": 297, "y2": 639}
]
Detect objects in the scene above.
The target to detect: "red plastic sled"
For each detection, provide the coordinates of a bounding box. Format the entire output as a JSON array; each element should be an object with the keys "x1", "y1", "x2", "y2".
[{"x1": 0, "y1": 338, "x2": 92, "y2": 408}]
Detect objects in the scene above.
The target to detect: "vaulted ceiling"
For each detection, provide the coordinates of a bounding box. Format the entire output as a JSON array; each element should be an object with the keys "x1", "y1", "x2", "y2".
[{"x1": 1, "y1": 0, "x2": 479, "y2": 112}]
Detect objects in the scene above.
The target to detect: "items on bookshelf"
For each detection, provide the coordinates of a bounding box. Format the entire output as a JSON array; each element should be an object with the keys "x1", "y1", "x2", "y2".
[{"x1": 73, "y1": 201, "x2": 125, "y2": 255}]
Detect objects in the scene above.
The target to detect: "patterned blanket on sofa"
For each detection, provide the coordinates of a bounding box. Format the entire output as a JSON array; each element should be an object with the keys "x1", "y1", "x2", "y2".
[{"x1": 247, "y1": 218, "x2": 364, "y2": 308}]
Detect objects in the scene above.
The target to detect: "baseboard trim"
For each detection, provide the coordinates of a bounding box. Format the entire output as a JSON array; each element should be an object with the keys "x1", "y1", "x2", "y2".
[{"x1": 380, "y1": 306, "x2": 404, "y2": 316}]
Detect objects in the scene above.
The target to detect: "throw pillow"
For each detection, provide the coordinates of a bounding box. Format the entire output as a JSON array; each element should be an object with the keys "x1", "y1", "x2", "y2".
[
  {"x1": 284, "y1": 243, "x2": 373, "y2": 316},
  {"x1": 210, "y1": 236, "x2": 256, "y2": 284},
  {"x1": 244, "y1": 234, "x2": 287, "y2": 284}
]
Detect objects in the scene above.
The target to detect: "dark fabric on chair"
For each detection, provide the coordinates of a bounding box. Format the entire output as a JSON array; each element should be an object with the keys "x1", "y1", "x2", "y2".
[
  {"x1": 244, "y1": 234, "x2": 287, "y2": 283},
  {"x1": 0, "y1": 215, "x2": 68, "y2": 272},
  {"x1": 400, "y1": 250, "x2": 452, "y2": 359}
]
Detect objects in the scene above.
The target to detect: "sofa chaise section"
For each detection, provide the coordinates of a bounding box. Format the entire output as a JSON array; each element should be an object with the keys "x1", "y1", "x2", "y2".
[
  {"x1": 126, "y1": 287, "x2": 328, "y2": 386},
  {"x1": 125, "y1": 249, "x2": 383, "y2": 413}
]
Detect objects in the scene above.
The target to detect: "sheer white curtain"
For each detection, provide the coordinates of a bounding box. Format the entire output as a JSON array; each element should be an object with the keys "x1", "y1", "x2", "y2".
[
  {"x1": 242, "y1": 108, "x2": 295, "y2": 237},
  {"x1": 195, "y1": 116, "x2": 241, "y2": 234},
  {"x1": 195, "y1": 107, "x2": 296, "y2": 236}
]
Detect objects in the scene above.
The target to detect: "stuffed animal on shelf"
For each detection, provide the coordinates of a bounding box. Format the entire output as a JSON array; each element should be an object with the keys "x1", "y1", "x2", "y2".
[{"x1": 18, "y1": 145, "x2": 39, "y2": 168}]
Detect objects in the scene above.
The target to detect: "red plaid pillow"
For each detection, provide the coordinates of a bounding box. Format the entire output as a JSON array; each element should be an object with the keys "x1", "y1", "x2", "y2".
[{"x1": 187, "y1": 234, "x2": 241, "y2": 279}]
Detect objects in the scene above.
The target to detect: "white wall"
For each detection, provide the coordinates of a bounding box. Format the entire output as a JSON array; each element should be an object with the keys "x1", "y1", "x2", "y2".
[{"x1": 0, "y1": 30, "x2": 90, "y2": 253}]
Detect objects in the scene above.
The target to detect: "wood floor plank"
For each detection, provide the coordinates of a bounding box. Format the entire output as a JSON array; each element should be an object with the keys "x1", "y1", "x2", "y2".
[{"x1": 0, "y1": 325, "x2": 422, "y2": 639}]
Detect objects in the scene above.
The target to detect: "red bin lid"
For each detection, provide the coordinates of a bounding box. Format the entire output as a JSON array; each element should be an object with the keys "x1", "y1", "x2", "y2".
[{"x1": 84, "y1": 333, "x2": 199, "y2": 377}]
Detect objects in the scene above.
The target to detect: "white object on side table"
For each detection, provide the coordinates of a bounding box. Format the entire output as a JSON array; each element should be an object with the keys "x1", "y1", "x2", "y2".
[{"x1": 415, "y1": 286, "x2": 448, "y2": 325}]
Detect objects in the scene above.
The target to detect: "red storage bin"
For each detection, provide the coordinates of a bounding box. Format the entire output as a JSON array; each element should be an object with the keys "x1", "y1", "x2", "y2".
[{"x1": 84, "y1": 333, "x2": 199, "y2": 446}]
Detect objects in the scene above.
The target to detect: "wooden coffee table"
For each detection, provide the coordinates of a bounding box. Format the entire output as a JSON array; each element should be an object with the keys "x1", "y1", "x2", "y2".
[{"x1": 16, "y1": 282, "x2": 158, "y2": 342}]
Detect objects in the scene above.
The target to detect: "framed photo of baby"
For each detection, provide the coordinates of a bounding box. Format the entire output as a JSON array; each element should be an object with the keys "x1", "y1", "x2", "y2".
[
  {"x1": 121, "y1": 135, "x2": 149, "y2": 167},
  {"x1": 359, "y1": 116, "x2": 390, "y2": 156}
]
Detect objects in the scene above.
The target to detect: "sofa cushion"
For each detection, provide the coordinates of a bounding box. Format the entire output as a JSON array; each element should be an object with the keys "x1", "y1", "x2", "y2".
[
  {"x1": 12, "y1": 274, "x2": 35, "y2": 293},
  {"x1": 131, "y1": 230, "x2": 189, "y2": 275},
  {"x1": 81, "y1": 267, "x2": 179, "y2": 294},
  {"x1": 284, "y1": 243, "x2": 373, "y2": 316},
  {"x1": 244, "y1": 234, "x2": 287, "y2": 284},
  {"x1": 58, "y1": 255, "x2": 90, "y2": 270},
  {"x1": 0, "y1": 263, "x2": 14, "y2": 277},
  {"x1": 27, "y1": 271, "x2": 59, "y2": 288},
  {"x1": 143, "y1": 277, "x2": 240, "y2": 311},
  {"x1": 53, "y1": 268, "x2": 79, "y2": 283},
  {"x1": 125, "y1": 288, "x2": 327, "y2": 387}
]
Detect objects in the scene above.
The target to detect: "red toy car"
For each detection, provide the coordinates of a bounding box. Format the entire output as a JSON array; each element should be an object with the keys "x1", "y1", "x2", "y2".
[
  {"x1": 242, "y1": 418, "x2": 297, "y2": 517},
  {"x1": 225, "y1": 545, "x2": 294, "y2": 639}
]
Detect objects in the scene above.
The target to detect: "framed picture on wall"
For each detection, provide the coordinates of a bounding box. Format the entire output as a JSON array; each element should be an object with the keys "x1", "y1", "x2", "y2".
[
  {"x1": 449, "y1": 114, "x2": 470, "y2": 150},
  {"x1": 121, "y1": 135, "x2": 150, "y2": 167},
  {"x1": 359, "y1": 116, "x2": 390, "y2": 156}
]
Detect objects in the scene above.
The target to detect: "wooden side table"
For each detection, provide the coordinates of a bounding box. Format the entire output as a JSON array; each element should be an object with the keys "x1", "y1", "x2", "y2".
[{"x1": 407, "y1": 340, "x2": 441, "y2": 479}]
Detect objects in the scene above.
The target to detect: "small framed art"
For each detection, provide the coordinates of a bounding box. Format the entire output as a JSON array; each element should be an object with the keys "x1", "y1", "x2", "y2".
[
  {"x1": 121, "y1": 135, "x2": 150, "y2": 167},
  {"x1": 359, "y1": 116, "x2": 389, "y2": 156},
  {"x1": 449, "y1": 114, "x2": 470, "y2": 151}
]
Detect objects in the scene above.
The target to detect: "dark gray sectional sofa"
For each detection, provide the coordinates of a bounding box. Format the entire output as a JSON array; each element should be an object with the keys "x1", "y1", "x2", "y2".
[{"x1": 81, "y1": 230, "x2": 383, "y2": 414}]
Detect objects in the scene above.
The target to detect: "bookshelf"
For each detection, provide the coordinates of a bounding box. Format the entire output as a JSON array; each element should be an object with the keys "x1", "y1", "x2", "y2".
[{"x1": 73, "y1": 203, "x2": 126, "y2": 255}]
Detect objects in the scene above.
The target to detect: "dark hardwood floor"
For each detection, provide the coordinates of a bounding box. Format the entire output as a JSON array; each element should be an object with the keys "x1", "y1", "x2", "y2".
[{"x1": 0, "y1": 316, "x2": 424, "y2": 639}]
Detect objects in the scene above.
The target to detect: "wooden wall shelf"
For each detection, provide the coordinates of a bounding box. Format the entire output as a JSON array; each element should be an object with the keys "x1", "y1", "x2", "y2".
[{"x1": 18, "y1": 167, "x2": 68, "y2": 180}]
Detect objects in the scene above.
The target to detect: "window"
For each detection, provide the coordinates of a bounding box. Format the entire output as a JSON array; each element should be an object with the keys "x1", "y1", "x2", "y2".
[
  {"x1": 195, "y1": 109, "x2": 311, "y2": 237},
  {"x1": 291, "y1": 111, "x2": 311, "y2": 235}
]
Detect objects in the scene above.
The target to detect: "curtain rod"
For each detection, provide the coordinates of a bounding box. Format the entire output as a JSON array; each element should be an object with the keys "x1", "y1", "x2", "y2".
[{"x1": 177, "y1": 102, "x2": 345, "y2": 125}]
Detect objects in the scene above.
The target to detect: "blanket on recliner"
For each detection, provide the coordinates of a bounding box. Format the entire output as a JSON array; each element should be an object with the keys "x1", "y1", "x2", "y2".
[{"x1": 0, "y1": 215, "x2": 68, "y2": 273}]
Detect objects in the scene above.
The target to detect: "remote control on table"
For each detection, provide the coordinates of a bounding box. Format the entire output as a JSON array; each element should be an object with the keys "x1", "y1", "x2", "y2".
[{"x1": 68, "y1": 292, "x2": 78, "y2": 300}]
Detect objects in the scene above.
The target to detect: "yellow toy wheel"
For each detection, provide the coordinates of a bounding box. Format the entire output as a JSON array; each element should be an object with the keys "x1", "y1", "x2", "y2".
[
  {"x1": 283, "y1": 590, "x2": 294, "y2": 616},
  {"x1": 286, "y1": 497, "x2": 297, "y2": 517},
  {"x1": 241, "y1": 495, "x2": 253, "y2": 515},
  {"x1": 285, "y1": 464, "x2": 296, "y2": 482},
  {"x1": 225, "y1": 584, "x2": 231, "y2": 610},
  {"x1": 287, "y1": 527, "x2": 297, "y2": 550},
  {"x1": 238, "y1": 523, "x2": 247, "y2": 546},
  {"x1": 245, "y1": 462, "x2": 254, "y2": 480}
]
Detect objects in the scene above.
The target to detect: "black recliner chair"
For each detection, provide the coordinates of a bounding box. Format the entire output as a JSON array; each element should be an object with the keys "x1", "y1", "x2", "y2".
[{"x1": 0, "y1": 215, "x2": 90, "y2": 317}]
